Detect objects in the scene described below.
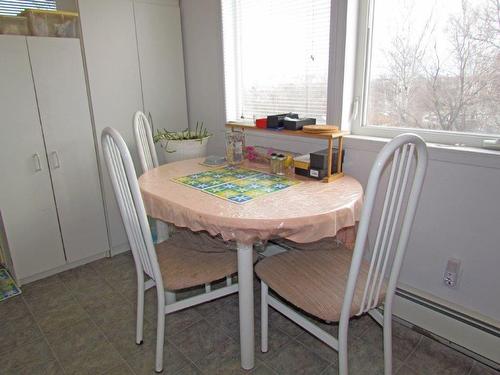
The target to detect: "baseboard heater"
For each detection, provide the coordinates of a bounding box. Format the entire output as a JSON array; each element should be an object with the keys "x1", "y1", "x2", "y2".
[
  {"x1": 396, "y1": 288, "x2": 499, "y2": 337},
  {"x1": 394, "y1": 287, "x2": 500, "y2": 369}
]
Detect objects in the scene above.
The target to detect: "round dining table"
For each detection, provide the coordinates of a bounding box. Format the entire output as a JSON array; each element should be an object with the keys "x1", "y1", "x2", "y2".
[{"x1": 138, "y1": 158, "x2": 363, "y2": 370}]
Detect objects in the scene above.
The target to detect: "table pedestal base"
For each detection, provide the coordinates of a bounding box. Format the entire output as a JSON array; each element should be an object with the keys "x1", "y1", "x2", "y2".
[{"x1": 237, "y1": 242, "x2": 255, "y2": 370}]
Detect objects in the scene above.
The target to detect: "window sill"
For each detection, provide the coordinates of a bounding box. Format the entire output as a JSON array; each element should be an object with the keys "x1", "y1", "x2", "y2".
[{"x1": 345, "y1": 134, "x2": 500, "y2": 170}]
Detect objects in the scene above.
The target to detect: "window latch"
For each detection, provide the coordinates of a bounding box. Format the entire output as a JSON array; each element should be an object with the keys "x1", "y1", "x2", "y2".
[
  {"x1": 483, "y1": 139, "x2": 500, "y2": 150},
  {"x1": 351, "y1": 96, "x2": 360, "y2": 121}
]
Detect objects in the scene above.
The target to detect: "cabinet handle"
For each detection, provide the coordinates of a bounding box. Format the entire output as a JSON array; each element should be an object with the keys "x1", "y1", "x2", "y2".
[
  {"x1": 50, "y1": 151, "x2": 61, "y2": 169},
  {"x1": 32, "y1": 153, "x2": 42, "y2": 172}
]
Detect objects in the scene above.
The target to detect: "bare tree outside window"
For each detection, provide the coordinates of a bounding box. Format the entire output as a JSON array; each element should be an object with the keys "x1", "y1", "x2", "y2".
[{"x1": 366, "y1": 0, "x2": 500, "y2": 135}]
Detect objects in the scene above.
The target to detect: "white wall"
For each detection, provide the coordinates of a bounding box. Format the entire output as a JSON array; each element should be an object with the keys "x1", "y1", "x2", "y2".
[
  {"x1": 180, "y1": 0, "x2": 227, "y2": 155},
  {"x1": 345, "y1": 139, "x2": 500, "y2": 323},
  {"x1": 179, "y1": 0, "x2": 500, "y2": 325}
]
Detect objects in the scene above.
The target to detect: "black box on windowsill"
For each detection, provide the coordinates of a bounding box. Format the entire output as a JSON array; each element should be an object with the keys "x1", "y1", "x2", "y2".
[
  {"x1": 266, "y1": 113, "x2": 299, "y2": 128},
  {"x1": 283, "y1": 117, "x2": 316, "y2": 130}
]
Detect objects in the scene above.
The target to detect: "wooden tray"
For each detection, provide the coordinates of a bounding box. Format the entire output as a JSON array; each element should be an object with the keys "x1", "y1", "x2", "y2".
[{"x1": 302, "y1": 125, "x2": 339, "y2": 134}]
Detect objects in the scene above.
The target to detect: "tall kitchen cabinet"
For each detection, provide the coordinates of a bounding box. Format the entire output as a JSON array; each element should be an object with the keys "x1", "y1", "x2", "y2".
[
  {"x1": 78, "y1": 0, "x2": 189, "y2": 253},
  {"x1": 0, "y1": 36, "x2": 109, "y2": 283}
]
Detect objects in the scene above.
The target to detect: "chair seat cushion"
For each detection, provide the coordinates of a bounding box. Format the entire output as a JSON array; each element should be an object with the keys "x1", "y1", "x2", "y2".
[
  {"x1": 155, "y1": 234, "x2": 256, "y2": 290},
  {"x1": 255, "y1": 247, "x2": 386, "y2": 322}
]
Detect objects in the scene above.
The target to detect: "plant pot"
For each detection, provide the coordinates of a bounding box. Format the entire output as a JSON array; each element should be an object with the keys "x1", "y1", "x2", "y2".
[{"x1": 160, "y1": 137, "x2": 210, "y2": 163}]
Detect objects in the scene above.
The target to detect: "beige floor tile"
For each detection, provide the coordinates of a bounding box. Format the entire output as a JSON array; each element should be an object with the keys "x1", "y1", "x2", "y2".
[
  {"x1": 346, "y1": 333, "x2": 403, "y2": 375},
  {"x1": 174, "y1": 363, "x2": 203, "y2": 375},
  {"x1": 404, "y1": 336, "x2": 474, "y2": 375},
  {"x1": 169, "y1": 319, "x2": 235, "y2": 363},
  {"x1": 23, "y1": 280, "x2": 74, "y2": 313},
  {"x1": 0, "y1": 313, "x2": 42, "y2": 354},
  {"x1": 264, "y1": 339, "x2": 330, "y2": 375},
  {"x1": 32, "y1": 301, "x2": 89, "y2": 333},
  {"x1": 0, "y1": 337, "x2": 54, "y2": 374},
  {"x1": 0, "y1": 295, "x2": 30, "y2": 322},
  {"x1": 195, "y1": 336, "x2": 272, "y2": 375},
  {"x1": 10, "y1": 360, "x2": 65, "y2": 375},
  {"x1": 45, "y1": 319, "x2": 123, "y2": 375},
  {"x1": 469, "y1": 361, "x2": 500, "y2": 375},
  {"x1": 126, "y1": 341, "x2": 191, "y2": 375},
  {"x1": 101, "y1": 362, "x2": 135, "y2": 375}
]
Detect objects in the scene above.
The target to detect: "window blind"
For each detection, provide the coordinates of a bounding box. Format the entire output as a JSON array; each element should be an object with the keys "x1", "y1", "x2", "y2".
[
  {"x1": 222, "y1": 0, "x2": 331, "y2": 123},
  {"x1": 0, "y1": 0, "x2": 56, "y2": 16}
]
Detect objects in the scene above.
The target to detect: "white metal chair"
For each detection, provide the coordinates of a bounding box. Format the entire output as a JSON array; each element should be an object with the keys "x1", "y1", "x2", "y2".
[
  {"x1": 133, "y1": 111, "x2": 159, "y2": 174},
  {"x1": 102, "y1": 127, "x2": 240, "y2": 373},
  {"x1": 133, "y1": 110, "x2": 228, "y2": 303},
  {"x1": 133, "y1": 110, "x2": 170, "y2": 241},
  {"x1": 256, "y1": 133, "x2": 428, "y2": 375},
  {"x1": 133, "y1": 110, "x2": 173, "y2": 303}
]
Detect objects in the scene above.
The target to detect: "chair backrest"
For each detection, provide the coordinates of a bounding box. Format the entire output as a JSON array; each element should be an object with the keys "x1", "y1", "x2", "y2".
[
  {"x1": 134, "y1": 110, "x2": 159, "y2": 174},
  {"x1": 101, "y1": 127, "x2": 163, "y2": 286},
  {"x1": 341, "y1": 133, "x2": 428, "y2": 319}
]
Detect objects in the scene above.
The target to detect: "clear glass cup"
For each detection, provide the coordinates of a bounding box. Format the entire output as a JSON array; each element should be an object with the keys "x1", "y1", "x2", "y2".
[
  {"x1": 225, "y1": 130, "x2": 245, "y2": 165},
  {"x1": 270, "y1": 153, "x2": 277, "y2": 173},
  {"x1": 276, "y1": 154, "x2": 285, "y2": 175}
]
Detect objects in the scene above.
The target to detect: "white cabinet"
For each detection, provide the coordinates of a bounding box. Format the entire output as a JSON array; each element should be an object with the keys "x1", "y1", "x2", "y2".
[
  {"x1": 0, "y1": 36, "x2": 66, "y2": 280},
  {"x1": 79, "y1": 0, "x2": 189, "y2": 253},
  {"x1": 27, "y1": 37, "x2": 109, "y2": 263},
  {"x1": 0, "y1": 36, "x2": 109, "y2": 282},
  {"x1": 79, "y1": 0, "x2": 144, "y2": 253}
]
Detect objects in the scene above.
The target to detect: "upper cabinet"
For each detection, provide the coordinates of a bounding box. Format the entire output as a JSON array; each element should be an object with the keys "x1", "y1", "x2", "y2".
[{"x1": 78, "y1": 0, "x2": 189, "y2": 252}]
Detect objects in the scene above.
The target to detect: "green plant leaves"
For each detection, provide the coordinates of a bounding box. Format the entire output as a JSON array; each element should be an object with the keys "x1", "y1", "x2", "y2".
[{"x1": 153, "y1": 121, "x2": 212, "y2": 152}]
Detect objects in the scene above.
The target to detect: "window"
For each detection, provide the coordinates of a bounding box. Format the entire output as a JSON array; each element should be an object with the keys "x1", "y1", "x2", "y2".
[
  {"x1": 353, "y1": 0, "x2": 500, "y2": 146},
  {"x1": 0, "y1": 1, "x2": 56, "y2": 16},
  {"x1": 221, "y1": 0, "x2": 331, "y2": 123}
]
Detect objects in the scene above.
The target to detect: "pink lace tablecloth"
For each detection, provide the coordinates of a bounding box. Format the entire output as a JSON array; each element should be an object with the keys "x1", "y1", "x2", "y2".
[{"x1": 139, "y1": 158, "x2": 363, "y2": 247}]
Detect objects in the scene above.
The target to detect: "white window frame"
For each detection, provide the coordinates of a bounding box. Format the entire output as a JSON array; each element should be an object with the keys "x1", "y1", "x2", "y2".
[
  {"x1": 350, "y1": 0, "x2": 500, "y2": 149},
  {"x1": 220, "y1": 0, "x2": 332, "y2": 124}
]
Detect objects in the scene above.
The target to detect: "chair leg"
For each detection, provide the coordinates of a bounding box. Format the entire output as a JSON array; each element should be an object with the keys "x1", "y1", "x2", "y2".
[
  {"x1": 338, "y1": 316, "x2": 349, "y2": 375},
  {"x1": 165, "y1": 290, "x2": 176, "y2": 304},
  {"x1": 368, "y1": 308, "x2": 384, "y2": 327},
  {"x1": 226, "y1": 276, "x2": 232, "y2": 286},
  {"x1": 156, "y1": 221, "x2": 169, "y2": 242},
  {"x1": 205, "y1": 283, "x2": 211, "y2": 293},
  {"x1": 261, "y1": 281, "x2": 269, "y2": 353},
  {"x1": 155, "y1": 291, "x2": 166, "y2": 373},
  {"x1": 136, "y1": 281, "x2": 144, "y2": 345},
  {"x1": 383, "y1": 310, "x2": 393, "y2": 375}
]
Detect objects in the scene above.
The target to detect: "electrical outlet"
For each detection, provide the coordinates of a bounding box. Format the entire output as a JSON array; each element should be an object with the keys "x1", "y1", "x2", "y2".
[{"x1": 443, "y1": 258, "x2": 461, "y2": 288}]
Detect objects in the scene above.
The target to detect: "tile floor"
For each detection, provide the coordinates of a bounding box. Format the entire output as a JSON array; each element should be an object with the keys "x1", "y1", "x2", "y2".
[{"x1": 1, "y1": 251, "x2": 498, "y2": 375}]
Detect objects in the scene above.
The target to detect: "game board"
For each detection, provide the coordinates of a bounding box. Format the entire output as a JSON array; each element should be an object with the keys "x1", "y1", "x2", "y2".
[
  {"x1": 174, "y1": 166, "x2": 300, "y2": 204},
  {"x1": 0, "y1": 267, "x2": 21, "y2": 302}
]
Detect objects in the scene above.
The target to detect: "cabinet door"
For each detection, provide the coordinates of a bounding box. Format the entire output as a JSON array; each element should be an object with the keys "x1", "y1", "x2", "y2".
[
  {"x1": 134, "y1": 0, "x2": 189, "y2": 136},
  {"x1": 78, "y1": 0, "x2": 144, "y2": 253},
  {"x1": 0, "y1": 36, "x2": 66, "y2": 281},
  {"x1": 27, "y1": 37, "x2": 109, "y2": 263}
]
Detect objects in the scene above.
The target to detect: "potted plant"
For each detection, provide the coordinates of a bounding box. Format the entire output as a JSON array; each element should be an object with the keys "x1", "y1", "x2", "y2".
[{"x1": 153, "y1": 121, "x2": 212, "y2": 163}]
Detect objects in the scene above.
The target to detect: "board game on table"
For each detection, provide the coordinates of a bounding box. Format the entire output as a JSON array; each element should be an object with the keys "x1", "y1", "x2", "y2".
[{"x1": 173, "y1": 166, "x2": 300, "y2": 204}]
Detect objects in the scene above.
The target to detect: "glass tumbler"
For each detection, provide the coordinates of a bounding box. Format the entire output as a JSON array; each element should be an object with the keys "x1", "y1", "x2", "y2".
[{"x1": 225, "y1": 130, "x2": 245, "y2": 165}]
